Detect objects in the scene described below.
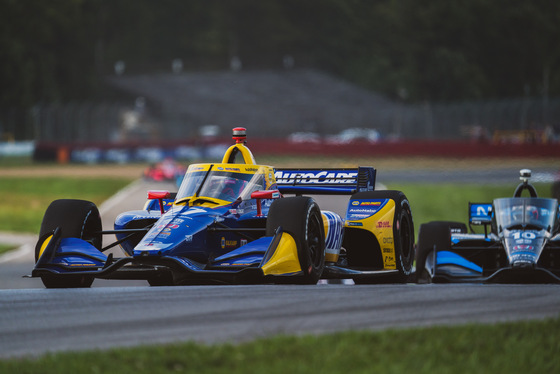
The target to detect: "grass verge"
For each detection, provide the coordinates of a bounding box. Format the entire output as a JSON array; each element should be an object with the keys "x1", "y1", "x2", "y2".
[
  {"x1": 1, "y1": 317, "x2": 558, "y2": 373},
  {"x1": 0, "y1": 244, "x2": 16, "y2": 256},
  {"x1": 0, "y1": 175, "x2": 552, "y2": 235},
  {"x1": 0, "y1": 177, "x2": 133, "y2": 233}
]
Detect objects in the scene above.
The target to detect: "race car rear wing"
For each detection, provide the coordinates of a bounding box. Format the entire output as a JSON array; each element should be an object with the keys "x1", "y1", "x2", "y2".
[{"x1": 274, "y1": 167, "x2": 376, "y2": 195}]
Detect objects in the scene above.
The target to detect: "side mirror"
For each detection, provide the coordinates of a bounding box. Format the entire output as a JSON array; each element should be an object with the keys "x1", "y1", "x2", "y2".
[
  {"x1": 250, "y1": 190, "x2": 281, "y2": 216},
  {"x1": 148, "y1": 190, "x2": 171, "y2": 200},
  {"x1": 250, "y1": 190, "x2": 281, "y2": 200},
  {"x1": 148, "y1": 190, "x2": 171, "y2": 214}
]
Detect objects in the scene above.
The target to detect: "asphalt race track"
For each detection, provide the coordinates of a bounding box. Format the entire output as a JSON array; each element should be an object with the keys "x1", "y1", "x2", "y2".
[
  {"x1": 2, "y1": 284, "x2": 559, "y2": 358},
  {"x1": 1, "y1": 174, "x2": 559, "y2": 358}
]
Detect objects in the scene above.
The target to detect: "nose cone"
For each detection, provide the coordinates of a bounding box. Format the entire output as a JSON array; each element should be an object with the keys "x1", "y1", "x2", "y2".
[
  {"x1": 133, "y1": 206, "x2": 218, "y2": 257},
  {"x1": 505, "y1": 235, "x2": 545, "y2": 269}
]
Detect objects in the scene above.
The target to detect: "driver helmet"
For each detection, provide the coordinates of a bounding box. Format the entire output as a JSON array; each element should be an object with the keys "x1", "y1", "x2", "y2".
[
  {"x1": 526, "y1": 205, "x2": 539, "y2": 220},
  {"x1": 223, "y1": 178, "x2": 246, "y2": 198}
]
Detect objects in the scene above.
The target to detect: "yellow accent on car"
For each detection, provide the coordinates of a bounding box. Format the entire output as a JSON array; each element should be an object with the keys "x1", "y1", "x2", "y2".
[
  {"x1": 346, "y1": 199, "x2": 397, "y2": 269},
  {"x1": 261, "y1": 232, "x2": 302, "y2": 275},
  {"x1": 325, "y1": 252, "x2": 339, "y2": 263},
  {"x1": 221, "y1": 143, "x2": 256, "y2": 164},
  {"x1": 38, "y1": 234, "x2": 53, "y2": 260}
]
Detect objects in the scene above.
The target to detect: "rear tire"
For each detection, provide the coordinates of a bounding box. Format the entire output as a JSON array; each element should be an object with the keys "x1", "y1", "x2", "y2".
[
  {"x1": 266, "y1": 197, "x2": 325, "y2": 284},
  {"x1": 351, "y1": 190, "x2": 415, "y2": 283},
  {"x1": 415, "y1": 221, "x2": 460, "y2": 283},
  {"x1": 35, "y1": 199, "x2": 102, "y2": 288}
]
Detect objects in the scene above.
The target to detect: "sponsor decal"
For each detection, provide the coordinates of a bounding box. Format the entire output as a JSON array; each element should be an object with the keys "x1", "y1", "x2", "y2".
[
  {"x1": 221, "y1": 237, "x2": 237, "y2": 248},
  {"x1": 347, "y1": 222, "x2": 363, "y2": 227},
  {"x1": 513, "y1": 245, "x2": 534, "y2": 251},
  {"x1": 383, "y1": 247, "x2": 392, "y2": 253},
  {"x1": 348, "y1": 199, "x2": 387, "y2": 217},
  {"x1": 348, "y1": 208, "x2": 376, "y2": 214},
  {"x1": 274, "y1": 170, "x2": 357, "y2": 184},
  {"x1": 512, "y1": 253, "x2": 537, "y2": 262},
  {"x1": 376, "y1": 221, "x2": 391, "y2": 229},
  {"x1": 347, "y1": 214, "x2": 370, "y2": 219},
  {"x1": 184, "y1": 235, "x2": 193, "y2": 242},
  {"x1": 384, "y1": 255, "x2": 396, "y2": 266},
  {"x1": 383, "y1": 237, "x2": 393, "y2": 244},
  {"x1": 323, "y1": 211, "x2": 343, "y2": 251},
  {"x1": 240, "y1": 239, "x2": 248, "y2": 246}
]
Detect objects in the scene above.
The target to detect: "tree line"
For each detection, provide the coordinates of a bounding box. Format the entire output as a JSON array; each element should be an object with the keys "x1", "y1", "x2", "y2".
[{"x1": 1, "y1": 0, "x2": 559, "y2": 124}]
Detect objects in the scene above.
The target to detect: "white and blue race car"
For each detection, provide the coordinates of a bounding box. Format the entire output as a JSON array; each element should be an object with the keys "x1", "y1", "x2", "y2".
[
  {"x1": 416, "y1": 169, "x2": 560, "y2": 283},
  {"x1": 31, "y1": 128, "x2": 414, "y2": 287}
]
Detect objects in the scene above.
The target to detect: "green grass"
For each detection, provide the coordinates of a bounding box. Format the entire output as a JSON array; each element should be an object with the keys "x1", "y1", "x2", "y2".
[
  {"x1": 0, "y1": 176, "x2": 553, "y2": 235},
  {"x1": 0, "y1": 243, "x2": 16, "y2": 255},
  {"x1": 0, "y1": 156, "x2": 35, "y2": 167},
  {"x1": 0, "y1": 177, "x2": 133, "y2": 233},
  {"x1": 1, "y1": 317, "x2": 558, "y2": 373}
]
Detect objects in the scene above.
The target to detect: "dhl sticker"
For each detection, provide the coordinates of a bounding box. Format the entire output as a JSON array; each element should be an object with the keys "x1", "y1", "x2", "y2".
[{"x1": 376, "y1": 221, "x2": 391, "y2": 228}]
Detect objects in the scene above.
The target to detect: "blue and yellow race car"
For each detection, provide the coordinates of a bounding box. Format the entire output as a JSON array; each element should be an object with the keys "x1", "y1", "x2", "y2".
[{"x1": 31, "y1": 128, "x2": 414, "y2": 287}]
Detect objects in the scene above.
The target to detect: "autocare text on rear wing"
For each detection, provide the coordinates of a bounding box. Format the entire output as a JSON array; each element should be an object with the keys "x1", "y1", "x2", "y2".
[{"x1": 274, "y1": 167, "x2": 376, "y2": 195}]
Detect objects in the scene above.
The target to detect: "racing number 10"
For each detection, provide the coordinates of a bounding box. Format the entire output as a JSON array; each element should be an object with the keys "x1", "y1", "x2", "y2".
[{"x1": 512, "y1": 232, "x2": 536, "y2": 240}]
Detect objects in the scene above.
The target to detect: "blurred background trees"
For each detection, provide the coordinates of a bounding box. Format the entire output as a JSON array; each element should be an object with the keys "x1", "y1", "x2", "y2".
[{"x1": 1, "y1": 0, "x2": 559, "y2": 139}]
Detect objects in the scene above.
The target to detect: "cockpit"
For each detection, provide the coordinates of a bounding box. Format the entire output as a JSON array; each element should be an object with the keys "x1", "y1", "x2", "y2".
[
  {"x1": 494, "y1": 197, "x2": 558, "y2": 231},
  {"x1": 176, "y1": 165, "x2": 268, "y2": 203}
]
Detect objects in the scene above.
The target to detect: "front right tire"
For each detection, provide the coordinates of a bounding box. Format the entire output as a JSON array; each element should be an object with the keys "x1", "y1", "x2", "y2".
[
  {"x1": 35, "y1": 199, "x2": 102, "y2": 288},
  {"x1": 416, "y1": 221, "x2": 466, "y2": 283}
]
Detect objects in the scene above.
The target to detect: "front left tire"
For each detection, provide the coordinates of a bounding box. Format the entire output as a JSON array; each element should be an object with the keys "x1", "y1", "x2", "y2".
[{"x1": 266, "y1": 196, "x2": 326, "y2": 284}]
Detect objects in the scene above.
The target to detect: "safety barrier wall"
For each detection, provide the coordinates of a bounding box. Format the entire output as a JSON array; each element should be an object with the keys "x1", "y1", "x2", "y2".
[{"x1": 32, "y1": 138, "x2": 560, "y2": 163}]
